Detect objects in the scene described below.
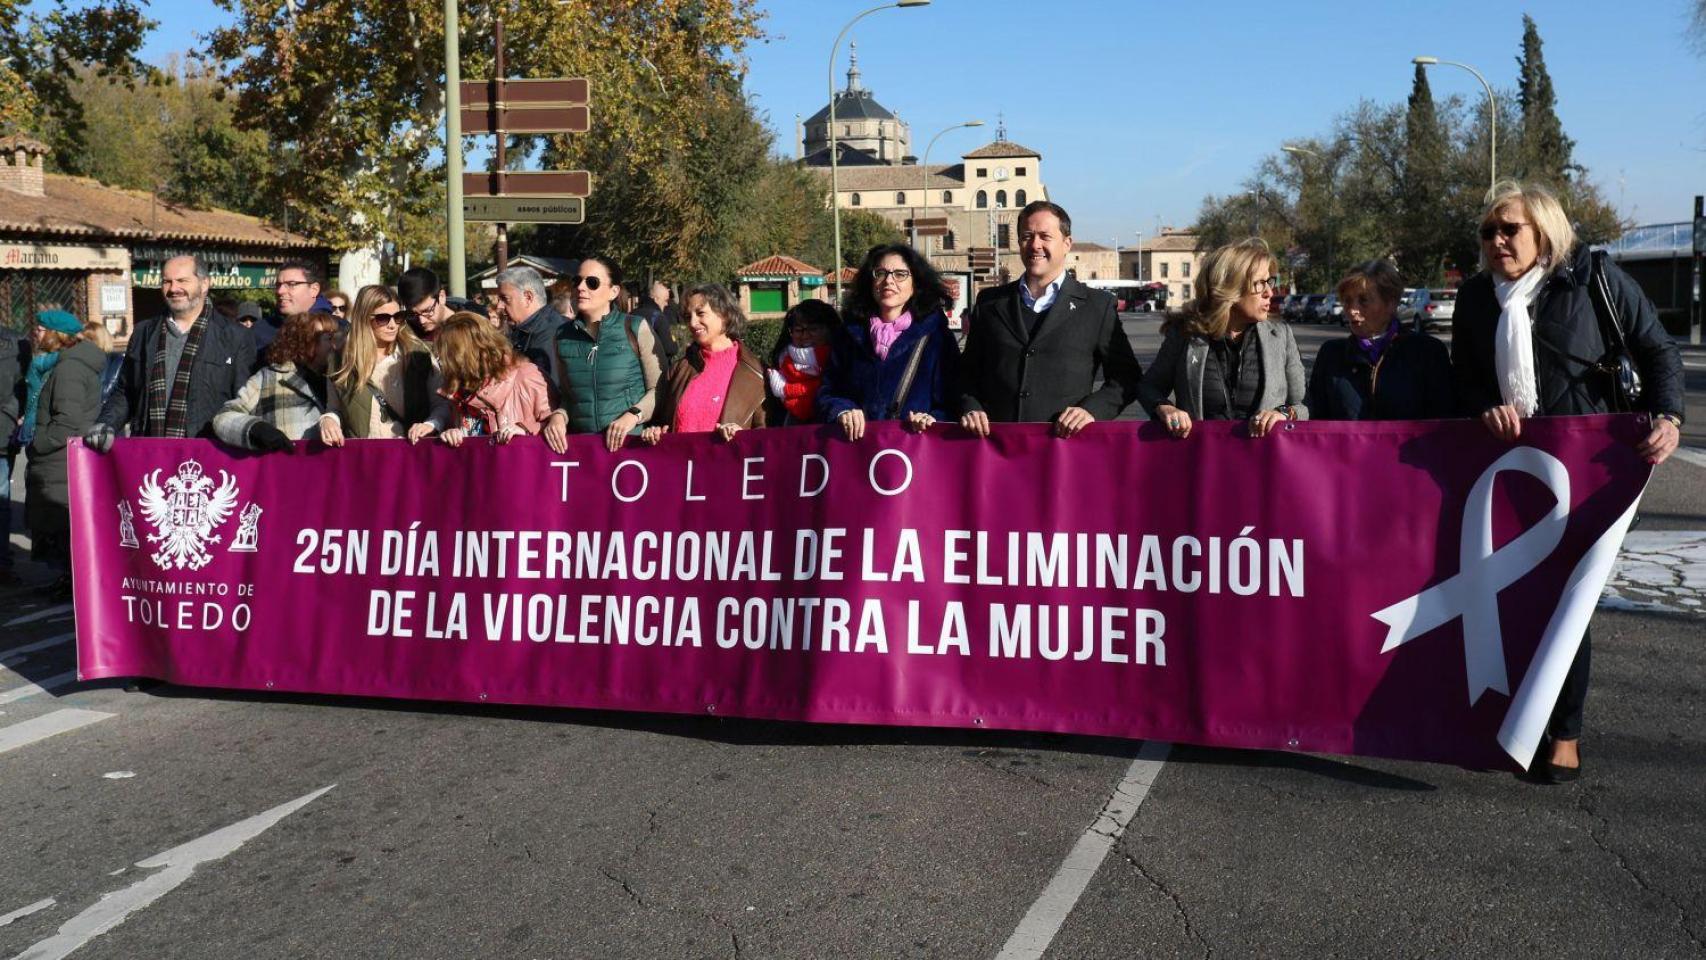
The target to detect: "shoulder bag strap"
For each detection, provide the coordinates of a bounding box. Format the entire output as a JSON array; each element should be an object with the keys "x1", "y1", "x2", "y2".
[
  {"x1": 1586, "y1": 251, "x2": 1630, "y2": 353},
  {"x1": 885, "y1": 333, "x2": 929, "y2": 420}
]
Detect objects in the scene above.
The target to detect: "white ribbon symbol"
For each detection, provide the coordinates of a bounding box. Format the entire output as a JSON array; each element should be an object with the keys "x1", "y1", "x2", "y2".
[{"x1": 1372, "y1": 447, "x2": 1571, "y2": 706}]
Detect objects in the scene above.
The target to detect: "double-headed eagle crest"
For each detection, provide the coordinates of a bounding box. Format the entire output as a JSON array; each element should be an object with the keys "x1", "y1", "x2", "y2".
[{"x1": 136, "y1": 460, "x2": 239, "y2": 570}]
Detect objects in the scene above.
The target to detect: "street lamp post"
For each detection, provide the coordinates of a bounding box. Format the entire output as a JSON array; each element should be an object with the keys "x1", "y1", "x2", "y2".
[
  {"x1": 829, "y1": 0, "x2": 930, "y2": 302},
  {"x1": 917, "y1": 119, "x2": 983, "y2": 251},
  {"x1": 1412, "y1": 56, "x2": 1497, "y2": 195},
  {"x1": 443, "y1": 0, "x2": 466, "y2": 297}
]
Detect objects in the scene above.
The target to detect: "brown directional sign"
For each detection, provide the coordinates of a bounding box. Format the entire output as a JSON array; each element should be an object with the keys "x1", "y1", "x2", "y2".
[
  {"x1": 460, "y1": 105, "x2": 590, "y2": 135},
  {"x1": 906, "y1": 217, "x2": 950, "y2": 230},
  {"x1": 463, "y1": 170, "x2": 591, "y2": 198},
  {"x1": 463, "y1": 196, "x2": 584, "y2": 225},
  {"x1": 459, "y1": 78, "x2": 590, "y2": 108},
  {"x1": 914, "y1": 226, "x2": 950, "y2": 238}
]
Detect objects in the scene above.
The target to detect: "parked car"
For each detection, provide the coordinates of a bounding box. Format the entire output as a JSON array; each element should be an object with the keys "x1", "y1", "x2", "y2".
[
  {"x1": 1301, "y1": 293, "x2": 1329, "y2": 323},
  {"x1": 1402, "y1": 288, "x2": 1458, "y2": 331},
  {"x1": 1282, "y1": 294, "x2": 1306, "y2": 321},
  {"x1": 1324, "y1": 294, "x2": 1343, "y2": 324},
  {"x1": 1269, "y1": 291, "x2": 1286, "y2": 315}
]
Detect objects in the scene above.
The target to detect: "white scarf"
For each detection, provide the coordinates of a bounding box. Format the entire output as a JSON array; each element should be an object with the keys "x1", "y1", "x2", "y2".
[
  {"x1": 786, "y1": 344, "x2": 822, "y2": 376},
  {"x1": 1492, "y1": 265, "x2": 1544, "y2": 417}
]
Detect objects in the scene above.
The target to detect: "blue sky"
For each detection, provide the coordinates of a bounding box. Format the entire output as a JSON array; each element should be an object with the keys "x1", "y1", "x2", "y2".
[{"x1": 113, "y1": 0, "x2": 1706, "y2": 247}]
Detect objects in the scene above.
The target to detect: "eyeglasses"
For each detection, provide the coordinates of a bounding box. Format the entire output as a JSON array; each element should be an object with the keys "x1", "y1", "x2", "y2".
[
  {"x1": 409, "y1": 307, "x2": 438, "y2": 320},
  {"x1": 369, "y1": 311, "x2": 403, "y2": 326},
  {"x1": 330, "y1": 304, "x2": 348, "y2": 316},
  {"x1": 275, "y1": 279, "x2": 313, "y2": 291},
  {"x1": 1479, "y1": 221, "x2": 1529, "y2": 241},
  {"x1": 571, "y1": 276, "x2": 604, "y2": 290},
  {"x1": 871, "y1": 269, "x2": 912, "y2": 283},
  {"x1": 1251, "y1": 277, "x2": 1278, "y2": 294}
]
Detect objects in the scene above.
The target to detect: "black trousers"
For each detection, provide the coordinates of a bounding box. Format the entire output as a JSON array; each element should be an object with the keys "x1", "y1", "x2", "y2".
[{"x1": 1546, "y1": 628, "x2": 1591, "y2": 741}]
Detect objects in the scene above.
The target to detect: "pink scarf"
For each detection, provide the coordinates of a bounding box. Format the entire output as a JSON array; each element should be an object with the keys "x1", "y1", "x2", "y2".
[{"x1": 869, "y1": 311, "x2": 913, "y2": 360}]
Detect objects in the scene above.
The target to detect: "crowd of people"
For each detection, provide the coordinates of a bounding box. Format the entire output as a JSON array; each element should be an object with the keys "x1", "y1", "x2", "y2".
[{"x1": 0, "y1": 181, "x2": 1687, "y2": 783}]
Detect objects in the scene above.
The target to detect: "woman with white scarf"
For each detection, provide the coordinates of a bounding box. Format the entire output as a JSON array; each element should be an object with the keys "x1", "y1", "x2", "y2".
[{"x1": 1451, "y1": 180, "x2": 1685, "y2": 784}]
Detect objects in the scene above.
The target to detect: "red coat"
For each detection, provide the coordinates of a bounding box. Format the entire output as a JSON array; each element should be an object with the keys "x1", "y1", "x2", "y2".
[{"x1": 774, "y1": 343, "x2": 830, "y2": 421}]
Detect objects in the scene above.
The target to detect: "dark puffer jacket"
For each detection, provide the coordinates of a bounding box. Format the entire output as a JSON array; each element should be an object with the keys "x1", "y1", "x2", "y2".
[
  {"x1": 26, "y1": 339, "x2": 107, "y2": 533},
  {"x1": 1451, "y1": 247, "x2": 1684, "y2": 420}
]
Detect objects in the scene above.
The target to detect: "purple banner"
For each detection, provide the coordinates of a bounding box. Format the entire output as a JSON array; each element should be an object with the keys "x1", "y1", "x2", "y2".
[{"x1": 69, "y1": 417, "x2": 1651, "y2": 769}]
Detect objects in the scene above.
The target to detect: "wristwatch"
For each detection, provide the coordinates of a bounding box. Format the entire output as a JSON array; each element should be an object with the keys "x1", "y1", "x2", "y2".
[
  {"x1": 625, "y1": 406, "x2": 643, "y2": 417},
  {"x1": 1656, "y1": 412, "x2": 1683, "y2": 429}
]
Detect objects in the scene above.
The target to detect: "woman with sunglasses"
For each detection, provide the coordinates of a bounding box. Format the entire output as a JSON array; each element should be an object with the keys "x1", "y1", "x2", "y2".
[
  {"x1": 542, "y1": 255, "x2": 662, "y2": 454},
  {"x1": 1138, "y1": 237, "x2": 1307, "y2": 438},
  {"x1": 642, "y1": 283, "x2": 767, "y2": 445},
  {"x1": 1451, "y1": 180, "x2": 1684, "y2": 784},
  {"x1": 817, "y1": 243, "x2": 960, "y2": 441},
  {"x1": 318, "y1": 284, "x2": 448, "y2": 446},
  {"x1": 1305, "y1": 259, "x2": 1452, "y2": 421}
]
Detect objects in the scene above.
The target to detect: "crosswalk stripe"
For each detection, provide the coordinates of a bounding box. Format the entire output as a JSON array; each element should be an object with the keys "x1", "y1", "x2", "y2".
[
  {"x1": 1, "y1": 632, "x2": 75, "y2": 665},
  {"x1": 0, "y1": 672, "x2": 80, "y2": 705},
  {"x1": 0, "y1": 709, "x2": 113, "y2": 756},
  {"x1": 3, "y1": 603, "x2": 74, "y2": 628}
]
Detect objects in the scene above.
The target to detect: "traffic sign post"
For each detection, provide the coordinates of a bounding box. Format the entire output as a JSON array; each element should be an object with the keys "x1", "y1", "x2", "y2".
[
  {"x1": 1692, "y1": 195, "x2": 1702, "y2": 345},
  {"x1": 462, "y1": 170, "x2": 591, "y2": 198},
  {"x1": 905, "y1": 216, "x2": 950, "y2": 238}
]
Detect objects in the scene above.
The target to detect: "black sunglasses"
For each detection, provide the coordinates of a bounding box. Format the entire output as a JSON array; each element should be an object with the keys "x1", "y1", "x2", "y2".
[
  {"x1": 571, "y1": 276, "x2": 603, "y2": 290},
  {"x1": 1479, "y1": 222, "x2": 1528, "y2": 241}
]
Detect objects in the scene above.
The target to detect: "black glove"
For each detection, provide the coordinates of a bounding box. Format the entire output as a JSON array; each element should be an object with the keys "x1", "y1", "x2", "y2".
[
  {"x1": 247, "y1": 421, "x2": 294, "y2": 453},
  {"x1": 83, "y1": 424, "x2": 115, "y2": 454}
]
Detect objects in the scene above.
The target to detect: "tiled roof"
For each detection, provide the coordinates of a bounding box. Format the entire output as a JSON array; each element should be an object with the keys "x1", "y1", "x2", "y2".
[
  {"x1": 962, "y1": 139, "x2": 1041, "y2": 159},
  {"x1": 1072, "y1": 242, "x2": 1113, "y2": 252},
  {"x1": 811, "y1": 163, "x2": 964, "y2": 191},
  {"x1": 0, "y1": 174, "x2": 322, "y2": 248},
  {"x1": 804, "y1": 90, "x2": 898, "y2": 126},
  {"x1": 1144, "y1": 232, "x2": 1203, "y2": 253},
  {"x1": 736, "y1": 254, "x2": 823, "y2": 277}
]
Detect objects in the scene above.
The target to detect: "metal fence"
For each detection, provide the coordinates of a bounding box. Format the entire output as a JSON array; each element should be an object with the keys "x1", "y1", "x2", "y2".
[{"x1": 0, "y1": 271, "x2": 87, "y2": 332}]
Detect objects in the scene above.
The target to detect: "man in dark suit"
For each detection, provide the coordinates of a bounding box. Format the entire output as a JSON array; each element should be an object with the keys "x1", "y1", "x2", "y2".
[
  {"x1": 85, "y1": 254, "x2": 255, "y2": 449},
  {"x1": 958, "y1": 201, "x2": 1142, "y2": 437}
]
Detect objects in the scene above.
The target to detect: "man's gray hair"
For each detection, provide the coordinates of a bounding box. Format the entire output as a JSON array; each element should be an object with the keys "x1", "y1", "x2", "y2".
[{"x1": 495, "y1": 266, "x2": 548, "y2": 305}]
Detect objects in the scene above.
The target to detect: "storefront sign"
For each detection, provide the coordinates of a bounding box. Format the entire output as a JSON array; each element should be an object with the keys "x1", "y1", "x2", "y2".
[
  {"x1": 0, "y1": 242, "x2": 129, "y2": 272},
  {"x1": 131, "y1": 263, "x2": 280, "y2": 290}
]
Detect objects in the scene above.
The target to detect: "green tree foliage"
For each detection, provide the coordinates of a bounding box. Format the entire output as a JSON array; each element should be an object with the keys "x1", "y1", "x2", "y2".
[
  {"x1": 67, "y1": 58, "x2": 273, "y2": 217},
  {"x1": 835, "y1": 210, "x2": 904, "y2": 269},
  {"x1": 0, "y1": 0, "x2": 155, "y2": 168},
  {"x1": 1514, "y1": 14, "x2": 1575, "y2": 187},
  {"x1": 1195, "y1": 20, "x2": 1623, "y2": 290},
  {"x1": 207, "y1": 0, "x2": 765, "y2": 268}
]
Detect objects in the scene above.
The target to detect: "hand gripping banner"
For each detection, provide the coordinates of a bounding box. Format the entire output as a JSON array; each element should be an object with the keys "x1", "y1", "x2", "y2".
[{"x1": 68, "y1": 417, "x2": 1652, "y2": 769}]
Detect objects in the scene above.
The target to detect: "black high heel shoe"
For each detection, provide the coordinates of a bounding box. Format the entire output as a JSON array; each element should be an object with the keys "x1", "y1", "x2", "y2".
[{"x1": 1542, "y1": 740, "x2": 1583, "y2": 784}]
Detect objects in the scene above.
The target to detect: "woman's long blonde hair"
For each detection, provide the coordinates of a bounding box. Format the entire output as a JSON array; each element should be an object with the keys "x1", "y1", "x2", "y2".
[
  {"x1": 434, "y1": 311, "x2": 520, "y2": 395},
  {"x1": 1168, "y1": 238, "x2": 1272, "y2": 340},
  {"x1": 333, "y1": 284, "x2": 420, "y2": 392}
]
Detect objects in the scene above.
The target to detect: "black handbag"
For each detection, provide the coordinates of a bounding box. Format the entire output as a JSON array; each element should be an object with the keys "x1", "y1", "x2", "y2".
[{"x1": 1535, "y1": 252, "x2": 1642, "y2": 413}]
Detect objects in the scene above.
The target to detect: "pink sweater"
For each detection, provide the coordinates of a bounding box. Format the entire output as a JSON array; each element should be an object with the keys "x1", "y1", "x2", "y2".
[{"x1": 674, "y1": 343, "x2": 740, "y2": 433}]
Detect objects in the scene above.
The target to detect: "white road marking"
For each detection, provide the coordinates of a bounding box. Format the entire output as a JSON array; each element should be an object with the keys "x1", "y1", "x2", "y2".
[
  {"x1": 1602, "y1": 530, "x2": 1706, "y2": 615},
  {"x1": 10, "y1": 785, "x2": 335, "y2": 960},
  {"x1": 102, "y1": 771, "x2": 136, "y2": 780},
  {"x1": 0, "y1": 710, "x2": 113, "y2": 756},
  {"x1": 3, "y1": 604, "x2": 73, "y2": 628},
  {"x1": 1672, "y1": 446, "x2": 1706, "y2": 471},
  {"x1": 1, "y1": 633, "x2": 75, "y2": 666},
  {"x1": 995, "y1": 740, "x2": 1172, "y2": 960},
  {"x1": 0, "y1": 899, "x2": 55, "y2": 928},
  {"x1": 0, "y1": 672, "x2": 79, "y2": 705}
]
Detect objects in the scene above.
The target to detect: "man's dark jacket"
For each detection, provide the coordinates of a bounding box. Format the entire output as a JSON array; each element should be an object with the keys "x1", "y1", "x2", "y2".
[
  {"x1": 508, "y1": 303, "x2": 566, "y2": 405},
  {"x1": 957, "y1": 274, "x2": 1142, "y2": 422},
  {"x1": 1451, "y1": 246, "x2": 1684, "y2": 421},
  {"x1": 0, "y1": 326, "x2": 27, "y2": 444},
  {"x1": 99, "y1": 310, "x2": 256, "y2": 438}
]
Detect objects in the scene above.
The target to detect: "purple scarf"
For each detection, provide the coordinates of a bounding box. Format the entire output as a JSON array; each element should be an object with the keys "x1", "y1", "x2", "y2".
[
  {"x1": 1354, "y1": 321, "x2": 1401, "y2": 365},
  {"x1": 869, "y1": 311, "x2": 913, "y2": 360}
]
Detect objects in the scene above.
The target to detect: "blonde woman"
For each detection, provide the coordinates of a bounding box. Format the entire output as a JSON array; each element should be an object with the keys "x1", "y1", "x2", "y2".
[
  {"x1": 1451, "y1": 180, "x2": 1684, "y2": 784},
  {"x1": 318, "y1": 284, "x2": 448, "y2": 446},
  {"x1": 433, "y1": 311, "x2": 554, "y2": 446},
  {"x1": 1138, "y1": 237, "x2": 1307, "y2": 437}
]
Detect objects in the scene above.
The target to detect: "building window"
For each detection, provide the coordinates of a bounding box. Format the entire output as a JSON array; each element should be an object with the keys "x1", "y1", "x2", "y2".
[
  {"x1": 975, "y1": 167, "x2": 987, "y2": 178},
  {"x1": 942, "y1": 190, "x2": 952, "y2": 203},
  {"x1": 851, "y1": 193, "x2": 861, "y2": 207},
  {"x1": 976, "y1": 190, "x2": 987, "y2": 209},
  {"x1": 998, "y1": 223, "x2": 1012, "y2": 248},
  {"x1": 1132, "y1": 263, "x2": 1141, "y2": 279},
  {"x1": 895, "y1": 192, "x2": 906, "y2": 205},
  {"x1": 943, "y1": 231, "x2": 956, "y2": 250},
  {"x1": 995, "y1": 190, "x2": 1007, "y2": 207},
  {"x1": 1016, "y1": 166, "x2": 1027, "y2": 176},
  {"x1": 1160, "y1": 262, "x2": 1169, "y2": 278},
  {"x1": 1015, "y1": 189, "x2": 1027, "y2": 207},
  {"x1": 1182, "y1": 261, "x2": 1190, "y2": 277},
  {"x1": 843, "y1": 125, "x2": 850, "y2": 136}
]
